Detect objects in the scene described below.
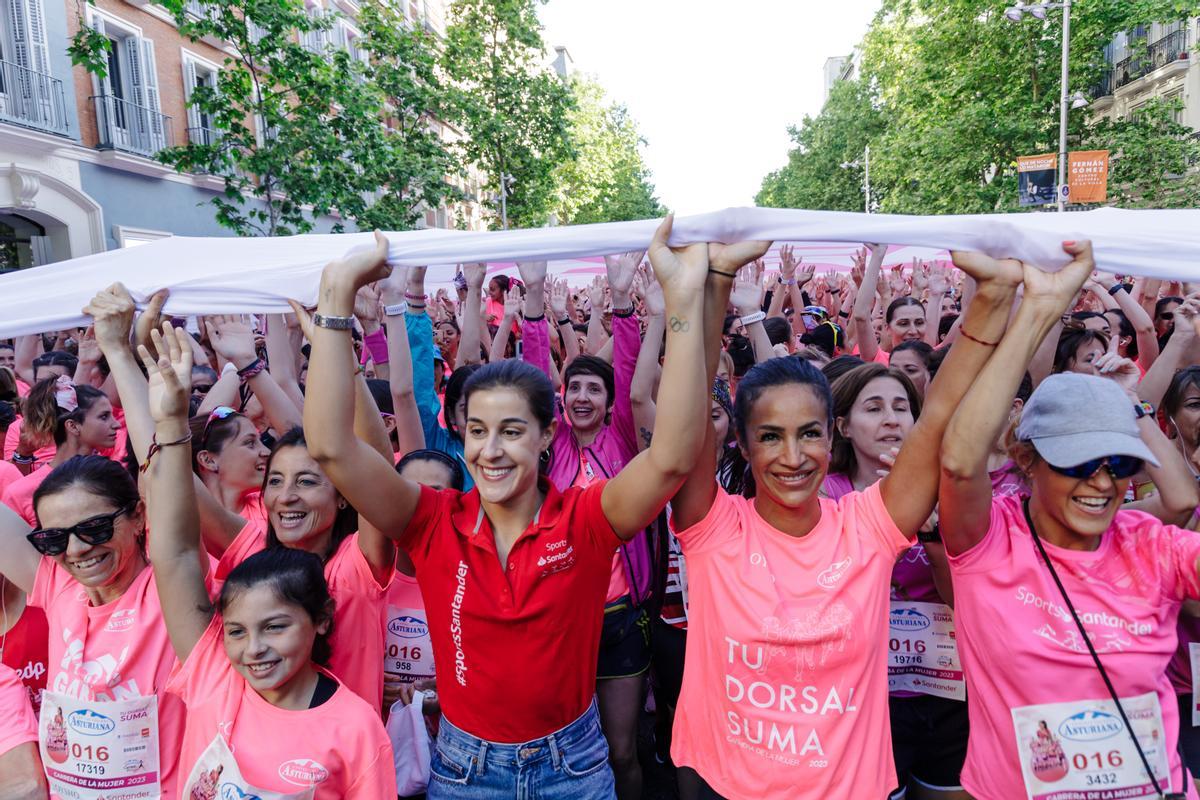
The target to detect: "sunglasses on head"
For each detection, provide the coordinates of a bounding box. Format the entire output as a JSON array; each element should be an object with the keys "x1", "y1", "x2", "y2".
[
  {"x1": 27, "y1": 503, "x2": 136, "y2": 556},
  {"x1": 1048, "y1": 455, "x2": 1143, "y2": 480}
]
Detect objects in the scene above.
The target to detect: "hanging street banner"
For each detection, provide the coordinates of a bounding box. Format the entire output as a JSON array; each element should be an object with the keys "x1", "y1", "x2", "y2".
[
  {"x1": 1017, "y1": 154, "x2": 1057, "y2": 206},
  {"x1": 1068, "y1": 150, "x2": 1110, "y2": 204}
]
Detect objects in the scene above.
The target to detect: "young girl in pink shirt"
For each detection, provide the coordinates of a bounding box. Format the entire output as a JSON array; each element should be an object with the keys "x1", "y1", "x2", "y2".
[
  {"x1": 667, "y1": 246, "x2": 1020, "y2": 799},
  {"x1": 939, "y1": 242, "x2": 1200, "y2": 800},
  {"x1": 139, "y1": 324, "x2": 396, "y2": 800}
]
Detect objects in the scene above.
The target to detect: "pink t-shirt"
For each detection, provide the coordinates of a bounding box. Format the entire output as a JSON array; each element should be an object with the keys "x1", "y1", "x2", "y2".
[
  {"x1": 0, "y1": 460, "x2": 23, "y2": 498},
  {"x1": 670, "y1": 483, "x2": 910, "y2": 798},
  {"x1": 948, "y1": 495, "x2": 1200, "y2": 800},
  {"x1": 216, "y1": 522, "x2": 390, "y2": 712},
  {"x1": 30, "y1": 558, "x2": 186, "y2": 798},
  {"x1": 3, "y1": 418, "x2": 55, "y2": 468},
  {"x1": 167, "y1": 616, "x2": 396, "y2": 799},
  {"x1": 0, "y1": 663, "x2": 37, "y2": 757},
  {"x1": 1, "y1": 466, "x2": 49, "y2": 526}
]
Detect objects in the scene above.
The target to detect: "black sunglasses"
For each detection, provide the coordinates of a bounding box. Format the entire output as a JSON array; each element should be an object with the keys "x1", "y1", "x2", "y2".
[
  {"x1": 27, "y1": 504, "x2": 136, "y2": 556},
  {"x1": 192, "y1": 384, "x2": 214, "y2": 394},
  {"x1": 1048, "y1": 455, "x2": 1143, "y2": 481}
]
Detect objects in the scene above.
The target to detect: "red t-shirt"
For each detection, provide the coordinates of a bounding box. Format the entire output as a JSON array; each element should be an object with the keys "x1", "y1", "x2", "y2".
[
  {"x1": 0, "y1": 602, "x2": 48, "y2": 717},
  {"x1": 401, "y1": 479, "x2": 619, "y2": 742}
]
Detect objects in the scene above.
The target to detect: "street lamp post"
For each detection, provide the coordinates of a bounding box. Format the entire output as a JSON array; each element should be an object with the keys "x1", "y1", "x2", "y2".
[
  {"x1": 1005, "y1": 0, "x2": 1086, "y2": 212},
  {"x1": 840, "y1": 144, "x2": 871, "y2": 214},
  {"x1": 499, "y1": 173, "x2": 515, "y2": 229}
]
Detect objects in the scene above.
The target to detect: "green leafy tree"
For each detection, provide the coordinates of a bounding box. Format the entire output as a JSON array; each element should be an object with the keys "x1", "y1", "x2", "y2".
[
  {"x1": 758, "y1": 0, "x2": 1200, "y2": 213},
  {"x1": 355, "y1": 0, "x2": 462, "y2": 230},
  {"x1": 553, "y1": 75, "x2": 663, "y2": 225},
  {"x1": 145, "y1": 0, "x2": 394, "y2": 236},
  {"x1": 442, "y1": 0, "x2": 574, "y2": 228}
]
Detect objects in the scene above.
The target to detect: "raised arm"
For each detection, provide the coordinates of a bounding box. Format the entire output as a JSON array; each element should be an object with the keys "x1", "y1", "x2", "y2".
[
  {"x1": 852, "y1": 245, "x2": 885, "y2": 363},
  {"x1": 729, "y1": 261, "x2": 773, "y2": 364},
  {"x1": 458, "y1": 264, "x2": 486, "y2": 367},
  {"x1": 208, "y1": 315, "x2": 302, "y2": 434},
  {"x1": 13, "y1": 334, "x2": 38, "y2": 385},
  {"x1": 302, "y1": 233, "x2": 421, "y2": 535},
  {"x1": 1137, "y1": 294, "x2": 1200, "y2": 407},
  {"x1": 630, "y1": 267, "x2": 665, "y2": 452},
  {"x1": 265, "y1": 314, "x2": 306, "y2": 412},
  {"x1": 586, "y1": 276, "x2": 610, "y2": 356},
  {"x1": 1103, "y1": 276, "x2": 1160, "y2": 370},
  {"x1": 549, "y1": 278, "x2": 579, "y2": 364},
  {"x1": 378, "y1": 267, "x2": 426, "y2": 456},
  {"x1": 605, "y1": 251, "x2": 644, "y2": 452},
  {"x1": 939, "y1": 243, "x2": 1095, "y2": 554},
  {"x1": 881, "y1": 249, "x2": 1027, "y2": 539},
  {"x1": 925, "y1": 265, "x2": 950, "y2": 347},
  {"x1": 489, "y1": 287, "x2": 523, "y2": 364},
  {"x1": 0, "y1": 503, "x2": 37, "y2": 595},
  {"x1": 602, "y1": 218, "x2": 713, "y2": 538},
  {"x1": 139, "y1": 324, "x2": 213, "y2": 663}
]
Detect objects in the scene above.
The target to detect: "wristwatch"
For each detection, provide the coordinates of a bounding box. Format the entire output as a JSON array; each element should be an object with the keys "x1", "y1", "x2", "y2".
[{"x1": 1133, "y1": 400, "x2": 1155, "y2": 420}]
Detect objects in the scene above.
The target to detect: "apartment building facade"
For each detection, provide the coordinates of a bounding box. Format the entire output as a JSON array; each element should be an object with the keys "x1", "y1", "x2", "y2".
[
  {"x1": 1, "y1": 0, "x2": 474, "y2": 273},
  {"x1": 1090, "y1": 19, "x2": 1200, "y2": 130}
]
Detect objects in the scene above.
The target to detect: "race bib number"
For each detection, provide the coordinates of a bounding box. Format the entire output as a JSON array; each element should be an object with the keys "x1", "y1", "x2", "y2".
[
  {"x1": 1190, "y1": 643, "x2": 1200, "y2": 727},
  {"x1": 39, "y1": 691, "x2": 160, "y2": 800},
  {"x1": 887, "y1": 601, "x2": 964, "y2": 701},
  {"x1": 1011, "y1": 691, "x2": 1170, "y2": 800},
  {"x1": 384, "y1": 606, "x2": 435, "y2": 682}
]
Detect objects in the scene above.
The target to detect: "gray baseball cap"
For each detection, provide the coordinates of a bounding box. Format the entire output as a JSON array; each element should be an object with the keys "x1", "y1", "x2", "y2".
[{"x1": 1014, "y1": 372, "x2": 1159, "y2": 468}]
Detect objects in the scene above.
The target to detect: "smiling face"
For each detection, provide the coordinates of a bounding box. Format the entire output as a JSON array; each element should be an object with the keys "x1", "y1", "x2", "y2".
[
  {"x1": 222, "y1": 584, "x2": 327, "y2": 697},
  {"x1": 1168, "y1": 384, "x2": 1200, "y2": 459},
  {"x1": 1022, "y1": 450, "x2": 1128, "y2": 547},
  {"x1": 203, "y1": 417, "x2": 269, "y2": 494},
  {"x1": 36, "y1": 486, "x2": 145, "y2": 599},
  {"x1": 837, "y1": 376, "x2": 914, "y2": 470},
  {"x1": 264, "y1": 446, "x2": 341, "y2": 553},
  {"x1": 887, "y1": 351, "x2": 930, "y2": 399},
  {"x1": 464, "y1": 387, "x2": 553, "y2": 506},
  {"x1": 740, "y1": 385, "x2": 830, "y2": 517},
  {"x1": 888, "y1": 304, "x2": 926, "y2": 346},
  {"x1": 564, "y1": 374, "x2": 609, "y2": 433},
  {"x1": 73, "y1": 396, "x2": 121, "y2": 452},
  {"x1": 0, "y1": 346, "x2": 14, "y2": 370},
  {"x1": 1156, "y1": 300, "x2": 1181, "y2": 338}
]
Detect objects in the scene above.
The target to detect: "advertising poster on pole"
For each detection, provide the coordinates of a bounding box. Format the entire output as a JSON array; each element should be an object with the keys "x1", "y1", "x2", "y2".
[
  {"x1": 1068, "y1": 150, "x2": 1109, "y2": 204},
  {"x1": 1018, "y1": 154, "x2": 1057, "y2": 206}
]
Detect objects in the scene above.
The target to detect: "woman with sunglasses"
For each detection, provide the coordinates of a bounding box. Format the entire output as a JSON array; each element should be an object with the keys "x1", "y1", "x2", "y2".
[
  {"x1": 821, "y1": 362, "x2": 967, "y2": 800},
  {"x1": 3, "y1": 376, "x2": 122, "y2": 526},
  {"x1": 135, "y1": 325, "x2": 394, "y2": 798},
  {"x1": 87, "y1": 288, "x2": 397, "y2": 712},
  {"x1": 939, "y1": 246, "x2": 1200, "y2": 800},
  {"x1": 0, "y1": 454, "x2": 192, "y2": 798}
]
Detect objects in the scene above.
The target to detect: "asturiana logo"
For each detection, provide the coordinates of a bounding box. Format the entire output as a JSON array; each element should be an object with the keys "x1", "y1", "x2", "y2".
[
  {"x1": 67, "y1": 708, "x2": 116, "y2": 736},
  {"x1": 388, "y1": 615, "x2": 428, "y2": 639},
  {"x1": 279, "y1": 758, "x2": 329, "y2": 786},
  {"x1": 889, "y1": 607, "x2": 931, "y2": 631},
  {"x1": 1058, "y1": 710, "x2": 1124, "y2": 742}
]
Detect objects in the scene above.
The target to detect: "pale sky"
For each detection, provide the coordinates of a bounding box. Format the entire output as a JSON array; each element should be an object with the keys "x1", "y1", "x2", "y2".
[{"x1": 539, "y1": 0, "x2": 883, "y2": 216}]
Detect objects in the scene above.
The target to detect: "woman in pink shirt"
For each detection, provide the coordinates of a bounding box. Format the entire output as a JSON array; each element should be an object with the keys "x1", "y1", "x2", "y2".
[
  {"x1": 666, "y1": 248, "x2": 1019, "y2": 799},
  {"x1": 0, "y1": 454, "x2": 191, "y2": 798},
  {"x1": 3, "y1": 377, "x2": 121, "y2": 526},
  {"x1": 137, "y1": 325, "x2": 394, "y2": 799},
  {"x1": 939, "y1": 242, "x2": 1200, "y2": 800},
  {"x1": 822, "y1": 361, "x2": 967, "y2": 800}
]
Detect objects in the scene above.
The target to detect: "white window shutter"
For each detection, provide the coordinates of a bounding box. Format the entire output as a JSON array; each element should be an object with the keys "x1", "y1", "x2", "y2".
[
  {"x1": 123, "y1": 36, "x2": 143, "y2": 106},
  {"x1": 183, "y1": 58, "x2": 201, "y2": 131},
  {"x1": 8, "y1": 0, "x2": 30, "y2": 70},
  {"x1": 23, "y1": 0, "x2": 50, "y2": 75},
  {"x1": 140, "y1": 38, "x2": 163, "y2": 149}
]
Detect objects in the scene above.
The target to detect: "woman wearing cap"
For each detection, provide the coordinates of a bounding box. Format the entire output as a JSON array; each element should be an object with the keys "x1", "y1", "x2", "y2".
[{"x1": 940, "y1": 243, "x2": 1200, "y2": 800}]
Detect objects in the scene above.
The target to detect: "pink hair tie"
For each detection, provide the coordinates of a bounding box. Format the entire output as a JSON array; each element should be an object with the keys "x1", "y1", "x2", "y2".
[{"x1": 54, "y1": 375, "x2": 78, "y2": 413}]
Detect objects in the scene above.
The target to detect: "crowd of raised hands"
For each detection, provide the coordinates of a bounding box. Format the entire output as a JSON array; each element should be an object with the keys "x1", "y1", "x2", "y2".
[{"x1": 6, "y1": 218, "x2": 1200, "y2": 800}]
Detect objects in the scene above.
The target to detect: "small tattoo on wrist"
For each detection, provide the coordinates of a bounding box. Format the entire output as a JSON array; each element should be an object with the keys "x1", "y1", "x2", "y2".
[{"x1": 668, "y1": 316, "x2": 690, "y2": 333}]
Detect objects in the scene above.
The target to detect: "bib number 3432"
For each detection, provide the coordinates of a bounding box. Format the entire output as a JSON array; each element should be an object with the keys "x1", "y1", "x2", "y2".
[{"x1": 1011, "y1": 691, "x2": 1171, "y2": 800}]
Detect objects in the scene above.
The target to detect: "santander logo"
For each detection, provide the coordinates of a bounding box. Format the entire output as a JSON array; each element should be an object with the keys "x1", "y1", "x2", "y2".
[{"x1": 278, "y1": 758, "x2": 329, "y2": 786}]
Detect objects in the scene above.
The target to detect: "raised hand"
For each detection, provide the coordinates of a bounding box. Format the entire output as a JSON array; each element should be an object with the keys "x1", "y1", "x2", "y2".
[
  {"x1": 325, "y1": 230, "x2": 391, "y2": 293},
  {"x1": 464, "y1": 262, "x2": 487, "y2": 292},
  {"x1": 796, "y1": 258, "x2": 815, "y2": 287},
  {"x1": 1091, "y1": 349, "x2": 1140, "y2": 393},
  {"x1": 950, "y1": 250, "x2": 1025, "y2": 291},
  {"x1": 588, "y1": 275, "x2": 607, "y2": 310},
  {"x1": 911, "y1": 259, "x2": 929, "y2": 294},
  {"x1": 549, "y1": 278, "x2": 570, "y2": 320},
  {"x1": 503, "y1": 286, "x2": 523, "y2": 319},
  {"x1": 137, "y1": 322, "x2": 194, "y2": 425},
  {"x1": 83, "y1": 283, "x2": 138, "y2": 354},
  {"x1": 133, "y1": 288, "x2": 170, "y2": 352},
  {"x1": 928, "y1": 263, "x2": 950, "y2": 296},
  {"x1": 730, "y1": 260, "x2": 766, "y2": 315},
  {"x1": 517, "y1": 261, "x2": 548, "y2": 289},
  {"x1": 647, "y1": 216, "x2": 708, "y2": 299},
  {"x1": 207, "y1": 314, "x2": 258, "y2": 369},
  {"x1": 641, "y1": 263, "x2": 666, "y2": 317},
  {"x1": 604, "y1": 250, "x2": 644, "y2": 300},
  {"x1": 779, "y1": 245, "x2": 798, "y2": 281},
  {"x1": 76, "y1": 327, "x2": 101, "y2": 367},
  {"x1": 1018, "y1": 241, "x2": 1096, "y2": 312},
  {"x1": 709, "y1": 238, "x2": 772, "y2": 278},
  {"x1": 354, "y1": 283, "x2": 383, "y2": 330},
  {"x1": 285, "y1": 300, "x2": 317, "y2": 341}
]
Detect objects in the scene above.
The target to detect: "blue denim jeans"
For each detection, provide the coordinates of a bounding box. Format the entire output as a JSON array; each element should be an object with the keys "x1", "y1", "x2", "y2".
[{"x1": 427, "y1": 699, "x2": 616, "y2": 800}]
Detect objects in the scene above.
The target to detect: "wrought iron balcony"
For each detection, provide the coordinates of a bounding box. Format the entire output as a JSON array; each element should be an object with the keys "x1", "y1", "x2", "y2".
[
  {"x1": 0, "y1": 59, "x2": 68, "y2": 135},
  {"x1": 91, "y1": 93, "x2": 172, "y2": 157},
  {"x1": 1113, "y1": 29, "x2": 1189, "y2": 90}
]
